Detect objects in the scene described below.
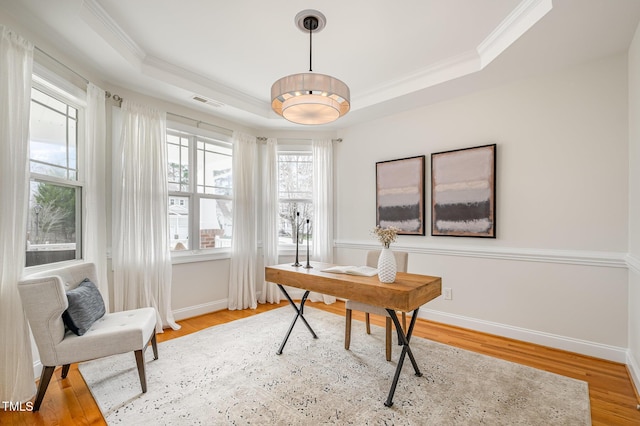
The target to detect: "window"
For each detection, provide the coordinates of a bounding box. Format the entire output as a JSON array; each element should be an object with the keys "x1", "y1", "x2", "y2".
[
  {"x1": 278, "y1": 151, "x2": 313, "y2": 247},
  {"x1": 26, "y1": 83, "x2": 83, "y2": 267},
  {"x1": 167, "y1": 128, "x2": 232, "y2": 252}
]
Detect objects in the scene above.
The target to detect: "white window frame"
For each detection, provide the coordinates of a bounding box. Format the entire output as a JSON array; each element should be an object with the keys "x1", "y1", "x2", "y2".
[
  {"x1": 167, "y1": 122, "x2": 233, "y2": 263},
  {"x1": 277, "y1": 146, "x2": 313, "y2": 253},
  {"x1": 25, "y1": 73, "x2": 86, "y2": 272}
]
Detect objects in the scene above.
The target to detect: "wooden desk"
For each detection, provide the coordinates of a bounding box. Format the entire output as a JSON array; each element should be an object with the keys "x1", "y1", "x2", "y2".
[
  {"x1": 265, "y1": 262, "x2": 441, "y2": 312},
  {"x1": 265, "y1": 262, "x2": 442, "y2": 406}
]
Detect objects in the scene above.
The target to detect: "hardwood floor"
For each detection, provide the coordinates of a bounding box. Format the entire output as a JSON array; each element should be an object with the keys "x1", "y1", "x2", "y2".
[{"x1": 2, "y1": 300, "x2": 639, "y2": 425}]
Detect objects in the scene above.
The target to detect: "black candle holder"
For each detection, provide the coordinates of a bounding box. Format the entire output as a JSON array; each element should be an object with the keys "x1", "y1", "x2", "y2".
[
  {"x1": 292, "y1": 212, "x2": 302, "y2": 267},
  {"x1": 304, "y1": 219, "x2": 313, "y2": 269}
]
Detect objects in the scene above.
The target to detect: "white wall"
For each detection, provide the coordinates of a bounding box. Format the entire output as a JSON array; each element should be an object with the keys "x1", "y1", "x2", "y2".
[
  {"x1": 627, "y1": 21, "x2": 640, "y2": 391},
  {"x1": 334, "y1": 54, "x2": 630, "y2": 361}
]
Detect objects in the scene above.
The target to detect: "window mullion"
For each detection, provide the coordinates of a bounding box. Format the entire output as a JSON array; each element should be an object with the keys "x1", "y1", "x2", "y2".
[{"x1": 190, "y1": 135, "x2": 197, "y2": 249}]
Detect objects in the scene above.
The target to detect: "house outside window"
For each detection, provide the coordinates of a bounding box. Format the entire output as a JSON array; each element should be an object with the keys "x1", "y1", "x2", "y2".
[
  {"x1": 167, "y1": 128, "x2": 232, "y2": 252},
  {"x1": 278, "y1": 151, "x2": 313, "y2": 247},
  {"x1": 26, "y1": 81, "x2": 83, "y2": 267}
]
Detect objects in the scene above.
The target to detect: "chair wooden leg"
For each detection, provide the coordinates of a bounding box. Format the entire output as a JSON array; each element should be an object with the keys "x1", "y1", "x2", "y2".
[
  {"x1": 365, "y1": 313, "x2": 371, "y2": 334},
  {"x1": 134, "y1": 349, "x2": 147, "y2": 393},
  {"x1": 150, "y1": 331, "x2": 159, "y2": 360},
  {"x1": 385, "y1": 317, "x2": 392, "y2": 361},
  {"x1": 345, "y1": 309, "x2": 352, "y2": 350},
  {"x1": 401, "y1": 312, "x2": 407, "y2": 332},
  {"x1": 61, "y1": 364, "x2": 70, "y2": 379},
  {"x1": 32, "y1": 366, "x2": 55, "y2": 412}
]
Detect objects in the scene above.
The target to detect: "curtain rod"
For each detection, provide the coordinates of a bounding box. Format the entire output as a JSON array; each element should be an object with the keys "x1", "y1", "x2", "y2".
[
  {"x1": 166, "y1": 112, "x2": 233, "y2": 135},
  {"x1": 257, "y1": 137, "x2": 343, "y2": 143},
  {"x1": 34, "y1": 46, "x2": 122, "y2": 103},
  {"x1": 105, "y1": 91, "x2": 123, "y2": 104}
]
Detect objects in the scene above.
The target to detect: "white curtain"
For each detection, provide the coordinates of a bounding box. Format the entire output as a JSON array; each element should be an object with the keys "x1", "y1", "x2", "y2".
[
  {"x1": 258, "y1": 138, "x2": 280, "y2": 304},
  {"x1": 309, "y1": 139, "x2": 336, "y2": 304},
  {"x1": 228, "y1": 131, "x2": 258, "y2": 310},
  {"x1": 112, "y1": 100, "x2": 178, "y2": 331},
  {"x1": 0, "y1": 26, "x2": 36, "y2": 402},
  {"x1": 84, "y1": 83, "x2": 109, "y2": 310}
]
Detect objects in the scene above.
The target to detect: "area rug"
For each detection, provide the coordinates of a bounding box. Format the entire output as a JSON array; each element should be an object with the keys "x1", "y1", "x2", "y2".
[{"x1": 79, "y1": 307, "x2": 590, "y2": 425}]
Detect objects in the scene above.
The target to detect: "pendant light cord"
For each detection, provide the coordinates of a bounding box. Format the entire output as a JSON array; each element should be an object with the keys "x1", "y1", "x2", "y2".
[{"x1": 308, "y1": 19, "x2": 313, "y2": 72}]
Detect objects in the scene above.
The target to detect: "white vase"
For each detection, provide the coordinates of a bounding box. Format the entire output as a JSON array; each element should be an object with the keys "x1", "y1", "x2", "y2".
[{"x1": 377, "y1": 247, "x2": 397, "y2": 283}]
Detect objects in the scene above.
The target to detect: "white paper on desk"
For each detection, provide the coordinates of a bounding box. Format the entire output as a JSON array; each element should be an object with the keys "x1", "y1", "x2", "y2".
[{"x1": 321, "y1": 265, "x2": 378, "y2": 277}]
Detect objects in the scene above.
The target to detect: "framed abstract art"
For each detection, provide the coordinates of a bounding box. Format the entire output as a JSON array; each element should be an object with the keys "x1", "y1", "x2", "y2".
[
  {"x1": 431, "y1": 144, "x2": 496, "y2": 238},
  {"x1": 376, "y1": 155, "x2": 425, "y2": 235}
]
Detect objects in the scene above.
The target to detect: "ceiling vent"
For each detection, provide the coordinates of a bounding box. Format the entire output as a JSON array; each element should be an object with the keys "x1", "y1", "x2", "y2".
[{"x1": 191, "y1": 95, "x2": 224, "y2": 108}]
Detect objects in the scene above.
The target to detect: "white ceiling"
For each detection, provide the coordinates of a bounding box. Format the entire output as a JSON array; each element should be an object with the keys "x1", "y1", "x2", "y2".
[{"x1": 2, "y1": 0, "x2": 640, "y2": 131}]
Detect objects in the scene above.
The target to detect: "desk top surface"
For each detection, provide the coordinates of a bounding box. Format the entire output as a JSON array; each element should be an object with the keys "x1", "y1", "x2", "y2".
[{"x1": 265, "y1": 262, "x2": 442, "y2": 312}]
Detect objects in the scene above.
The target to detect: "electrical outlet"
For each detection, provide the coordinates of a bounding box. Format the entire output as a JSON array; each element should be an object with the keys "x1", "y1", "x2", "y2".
[{"x1": 443, "y1": 287, "x2": 452, "y2": 300}]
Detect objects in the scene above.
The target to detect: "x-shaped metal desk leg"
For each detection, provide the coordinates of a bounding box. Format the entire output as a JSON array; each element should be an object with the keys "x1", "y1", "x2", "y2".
[
  {"x1": 276, "y1": 284, "x2": 318, "y2": 355},
  {"x1": 384, "y1": 307, "x2": 422, "y2": 407}
]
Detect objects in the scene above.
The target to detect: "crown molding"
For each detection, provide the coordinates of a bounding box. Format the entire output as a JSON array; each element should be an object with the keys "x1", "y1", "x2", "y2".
[
  {"x1": 356, "y1": 0, "x2": 552, "y2": 110},
  {"x1": 79, "y1": 0, "x2": 272, "y2": 119},
  {"x1": 141, "y1": 55, "x2": 268, "y2": 117},
  {"x1": 355, "y1": 50, "x2": 481, "y2": 110},
  {"x1": 478, "y1": 0, "x2": 553, "y2": 67},
  {"x1": 80, "y1": 0, "x2": 145, "y2": 65}
]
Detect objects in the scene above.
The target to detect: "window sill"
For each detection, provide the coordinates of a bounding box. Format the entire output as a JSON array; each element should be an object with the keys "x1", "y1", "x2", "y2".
[
  {"x1": 171, "y1": 249, "x2": 231, "y2": 264},
  {"x1": 278, "y1": 246, "x2": 315, "y2": 257},
  {"x1": 24, "y1": 259, "x2": 85, "y2": 276}
]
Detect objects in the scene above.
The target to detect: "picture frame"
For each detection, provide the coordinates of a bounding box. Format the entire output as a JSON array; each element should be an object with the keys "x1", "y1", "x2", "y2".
[
  {"x1": 431, "y1": 144, "x2": 496, "y2": 238},
  {"x1": 376, "y1": 155, "x2": 425, "y2": 235}
]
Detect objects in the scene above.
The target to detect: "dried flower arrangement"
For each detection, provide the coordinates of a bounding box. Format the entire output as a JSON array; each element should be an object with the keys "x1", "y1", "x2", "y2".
[{"x1": 371, "y1": 225, "x2": 399, "y2": 249}]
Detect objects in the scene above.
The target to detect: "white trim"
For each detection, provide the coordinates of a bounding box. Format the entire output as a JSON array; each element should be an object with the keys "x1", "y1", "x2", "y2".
[
  {"x1": 171, "y1": 249, "x2": 231, "y2": 265},
  {"x1": 80, "y1": 0, "x2": 146, "y2": 61},
  {"x1": 627, "y1": 350, "x2": 640, "y2": 404},
  {"x1": 420, "y1": 308, "x2": 627, "y2": 363},
  {"x1": 356, "y1": 50, "x2": 480, "y2": 110},
  {"x1": 172, "y1": 299, "x2": 228, "y2": 321},
  {"x1": 141, "y1": 55, "x2": 265, "y2": 116},
  {"x1": 335, "y1": 240, "x2": 628, "y2": 268},
  {"x1": 627, "y1": 254, "x2": 640, "y2": 274},
  {"x1": 167, "y1": 120, "x2": 232, "y2": 141},
  {"x1": 32, "y1": 360, "x2": 42, "y2": 380},
  {"x1": 32, "y1": 64, "x2": 86, "y2": 104},
  {"x1": 478, "y1": 0, "x2": 553, "y2": 67}
]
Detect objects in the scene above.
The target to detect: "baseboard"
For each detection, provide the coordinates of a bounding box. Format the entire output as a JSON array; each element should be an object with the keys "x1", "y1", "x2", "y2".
[
  {"x1": 32, "y1": 360, "x2": 42, "y2": 380},
  {"x1": 627, "y1": 351, "x2": 640, "y2": 405},
  {"x1": 419, "y1": 308, "x2": 628, "y2": 363},
  {"x1": 172, "y1": 299, "x2": 228, "y2": 321}
]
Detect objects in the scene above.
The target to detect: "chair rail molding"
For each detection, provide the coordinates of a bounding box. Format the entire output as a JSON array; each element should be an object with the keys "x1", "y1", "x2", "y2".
[
  {"x1": 334, "y1": 240, "x2": 628, "y2": 269},
  {"x1": 626, "y1": 253, "x2": 640, "y2": 274}
]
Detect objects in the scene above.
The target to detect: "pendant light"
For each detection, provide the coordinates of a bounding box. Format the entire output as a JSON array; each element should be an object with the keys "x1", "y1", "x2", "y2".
[{"x1": 271, "y1": 10, "x2": 350, "y2": 125}]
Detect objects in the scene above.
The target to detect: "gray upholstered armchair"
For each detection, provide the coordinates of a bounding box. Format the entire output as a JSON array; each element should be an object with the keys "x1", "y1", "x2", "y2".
[{"x1": 18, "y1": 262, "x2": 158, "y2": 412}]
